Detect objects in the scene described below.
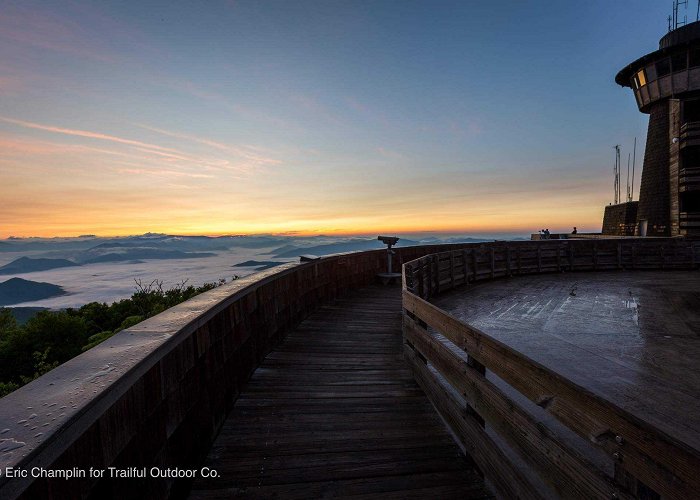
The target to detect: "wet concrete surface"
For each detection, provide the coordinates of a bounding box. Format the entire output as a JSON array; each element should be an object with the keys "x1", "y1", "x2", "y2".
[{"x1": 434, "y1": 270, "x2": 700, "y2": 452}]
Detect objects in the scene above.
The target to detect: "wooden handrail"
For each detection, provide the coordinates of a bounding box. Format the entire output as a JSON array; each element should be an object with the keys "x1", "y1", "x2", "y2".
[{"x1": 402, "y1": 238, "x2": 700, "y2": 499}]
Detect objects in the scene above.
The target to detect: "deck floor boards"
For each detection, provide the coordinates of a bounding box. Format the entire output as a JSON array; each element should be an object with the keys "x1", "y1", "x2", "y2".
[{"x1": 189, "y1": 285, "x2": 490, "y2": 499}]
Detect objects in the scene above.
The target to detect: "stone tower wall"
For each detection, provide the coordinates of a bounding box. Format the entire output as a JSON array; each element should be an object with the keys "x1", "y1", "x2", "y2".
[{"x1": 637, "y1": 100, "x2": 671, "y2": 235}]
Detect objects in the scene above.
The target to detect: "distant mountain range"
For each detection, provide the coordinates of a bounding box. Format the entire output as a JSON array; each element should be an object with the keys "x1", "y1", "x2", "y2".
[
  {"x1": 0, "y1": 257, "x2": 79, "y2": 274},
  {"x1": 0, "y1": 278, "x2": 66, "y2": 306},
  {"x1": 268, "y1": 238, "x2": 421, "y2": 258},
  {"x1": 233, "y1": 260, "x2": 286, "y2": 270},
  {"x1": 77, "y1": 248, "x2": 216, "y2": 264}
]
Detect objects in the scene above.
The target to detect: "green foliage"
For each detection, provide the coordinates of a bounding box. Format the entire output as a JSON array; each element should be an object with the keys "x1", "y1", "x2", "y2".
[
  {"x1": 82, "y1": 331, "x2": 116, "y2": 352},
  {"x1": 19, "y1": 348, "x2": 60, "y2": 385},
  {"x1": 0, "y1": 381, "x2": 19, "y2": 398},
  {"x1": 0, "y1": 278, "x2": 230, "y2": 398}
]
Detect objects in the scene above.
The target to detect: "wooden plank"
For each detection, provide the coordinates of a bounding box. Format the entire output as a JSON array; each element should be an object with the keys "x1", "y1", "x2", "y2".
[
  {"x1": 403, "y1": 316, "x2": 627, "y2": 500},
  {"x1": 404, "y1": 344, "x2": 542, "y2": 499},
  {"x1": 191, "y1": 471, "x2": 487, "y2": 500},
  {"x1": 190, "y1": 286, "x2": 491, "y2": 499},
  {"x1": 403, "y1": 290, "x2": 700, "y2": 500}
]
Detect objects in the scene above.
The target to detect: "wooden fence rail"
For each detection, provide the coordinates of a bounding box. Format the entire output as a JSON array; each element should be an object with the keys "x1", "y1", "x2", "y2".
[{"x1": 402, "y1": 238, "x2": 700, "y2": 499}]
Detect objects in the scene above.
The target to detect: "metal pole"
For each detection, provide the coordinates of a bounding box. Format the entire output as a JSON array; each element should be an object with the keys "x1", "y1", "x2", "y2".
[
  {"x1": 632, "y1": 137, "x2": 637, "y2": 201},
  {"x1": 627, "y1": 152, "x2": 631, "y2": 202}
]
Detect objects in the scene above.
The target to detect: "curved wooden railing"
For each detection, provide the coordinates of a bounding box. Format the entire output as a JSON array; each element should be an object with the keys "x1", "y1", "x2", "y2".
[
  {"x1": 402, "y1": 238, "x2": 700, "y2": 499},
  {"x1": 0, "y1": 242, "x2": 488, "y2": 500}
]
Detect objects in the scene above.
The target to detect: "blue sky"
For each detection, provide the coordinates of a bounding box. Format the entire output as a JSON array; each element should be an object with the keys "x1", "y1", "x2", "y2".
[{"x1": 0, "y1": 1, "x2": 679, "y2": 236}]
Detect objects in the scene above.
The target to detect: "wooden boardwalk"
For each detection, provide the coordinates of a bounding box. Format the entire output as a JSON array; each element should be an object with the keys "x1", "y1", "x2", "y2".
[{"x1": 189, "y1": 285, "x2": 490, "y2": 499}]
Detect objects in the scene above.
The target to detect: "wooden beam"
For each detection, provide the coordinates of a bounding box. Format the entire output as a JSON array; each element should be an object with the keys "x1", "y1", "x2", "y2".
[
  {"x1": 403, "y1": 290, "x2": 700, "y2": 500},
  {"x1": 403, "y1": 344, "x2": 542, "y2": 500},
  {"x1": 403, "y1": 316, "x2": 629, "y2": 499}
]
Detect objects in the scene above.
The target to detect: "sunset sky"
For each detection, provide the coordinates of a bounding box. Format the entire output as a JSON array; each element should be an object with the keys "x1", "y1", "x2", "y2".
[{"x1": 0, "y1": 1, "x2": 675, "y2": 237}]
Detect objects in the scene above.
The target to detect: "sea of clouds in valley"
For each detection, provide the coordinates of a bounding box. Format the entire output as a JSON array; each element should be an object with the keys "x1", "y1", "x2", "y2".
[{"x1": 0, "y1": 233, "x2": 518, "y2": 309}]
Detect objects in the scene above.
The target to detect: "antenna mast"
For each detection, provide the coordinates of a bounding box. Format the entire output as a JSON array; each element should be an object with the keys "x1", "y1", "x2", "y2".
[
  {"x1": 627, "y1": 152, "x2": 631, "y2": 202},
  {"x1": 631, "y1": 137, "x2": 637, "y2": 201},
  {"x1": 671, "y1": 0, "x2": 689, "y2": 31},
  {"x1": 613, "y1": 145, "x2": 621, "y2": 205}
]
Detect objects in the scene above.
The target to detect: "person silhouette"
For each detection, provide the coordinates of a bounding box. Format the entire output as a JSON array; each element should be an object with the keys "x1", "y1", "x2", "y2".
[{"x1": 572, "y1": 227, "x2": 578, "y2": 234}]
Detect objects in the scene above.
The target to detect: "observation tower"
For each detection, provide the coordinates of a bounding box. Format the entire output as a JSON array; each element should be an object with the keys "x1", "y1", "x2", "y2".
[{"x1": 615, "y1": 19, "x2": 700, "y2": 235}]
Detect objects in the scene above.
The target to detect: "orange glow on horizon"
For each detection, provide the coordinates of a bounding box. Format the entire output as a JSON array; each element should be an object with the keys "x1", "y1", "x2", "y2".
[
  {"x1": 0, "y1": 116, "x2": 610, "y2": 240},
  {"x1": 2, "y1": 209, "x2": 605, "y2": 239}
]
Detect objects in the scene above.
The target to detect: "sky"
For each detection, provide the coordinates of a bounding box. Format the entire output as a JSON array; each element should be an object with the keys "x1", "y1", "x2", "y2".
[{"x1": 0, "y1": 0, "x2": 681, "y2": 237}]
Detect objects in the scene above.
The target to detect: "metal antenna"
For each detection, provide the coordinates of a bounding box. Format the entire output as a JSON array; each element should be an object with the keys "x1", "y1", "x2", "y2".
[
  {"x1": 627, "y1": 152, "x2": 631, "y2": 202},
  {"x1": 672, "y1": 0, "x2": 689, "y2": 30},
  {"x1": 631, "y1": 137, "x2": 637, "y2": 201},
  {"x1": 613, "y1": 145, "x2": 621, "y2": 204},
  {"x1": 696, "y1": 0, "x2": 699, "y2": 21}
]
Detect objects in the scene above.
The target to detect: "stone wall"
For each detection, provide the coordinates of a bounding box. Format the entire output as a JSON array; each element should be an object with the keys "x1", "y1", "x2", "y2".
[
  {"x1": 602, "y1": 201, "x2": 639, "y2": 235},
  {"x1": 637, "y1": 100, "x2": 671, "y2": 235}
]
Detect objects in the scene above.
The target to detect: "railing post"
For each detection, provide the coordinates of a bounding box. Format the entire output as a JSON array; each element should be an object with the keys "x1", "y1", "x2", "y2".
[
  {"x1": 418, "y1": 260, "x2": 426, "y2": 299},
  {"x1": 506, "y1": 246, "x2": 512, "y2": 277},
  {"x1": 463, "y1": 249, "x2": 470, "y2": 284},
  {"x1": 617, "y1": 243, "x2": 622, "y2": 269},
  {"x1": 568, "y1": 243, "x2": 574, "y2": 271},
  {"x1": 433, "y1": 254, "x2": 440, "y2": 295},
  {"x1": 556, "y1": 244, "x2": 561, "y2": 271},
  {"x1": 467, "y1": 356, "x2": 486, "y2": 427},
  {"x1": 593, "y1": 242, "x2": 598, "y2": 270},
  {"x1": 450, "y1": 251, "x2": 456, "y2": 290},
  {"x1": 490, "y1": 247, "x2": 495, "y2": 279},
  {"x1": 472, "y1": 248, "x2": 478, "y2": 282},
  {"x1": 404, "y1": 263, "x2": 414, "y2": 293},
  {"x1": 660, "y1": 244, "x2": 665, "y2": 269}
]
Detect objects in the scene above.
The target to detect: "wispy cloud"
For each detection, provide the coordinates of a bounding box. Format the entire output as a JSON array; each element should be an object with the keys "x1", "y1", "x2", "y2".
[
  {"x1": 345, "y1": 96, "x2": 392, "y2": 128},
  {"x1": 0, "y1": 5, "x2": 115, "y2": 62},
  {"x1": 116, "y1": 168, "x2": 214, "y2": 179},
  {"x1": 0, "y1": 116, "x2": 179, "y2": 154},
  {"x1": 287, "y1": 92, "x2": 345, "y2": 127},
  {"x1": 160, "y1": 78, "x2": 301, "y2": 131},
  {"x1": 0, "y1": 3, "x2": 162, "y2": 65},
  {"x1": 376, "y1": 147, "x2": 406, "y2": 161},
  {"x1": 136, "y1": 124, "x2": 281, "y2": 167},
  {"x1": 0, "y1": 115, "x2": 281, "y2": 180}
]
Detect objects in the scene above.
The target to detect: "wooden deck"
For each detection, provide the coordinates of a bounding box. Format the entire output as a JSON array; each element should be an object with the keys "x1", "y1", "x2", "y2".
[{"x1": 189, "y1": 285, "x2": 491, "y2": 499}]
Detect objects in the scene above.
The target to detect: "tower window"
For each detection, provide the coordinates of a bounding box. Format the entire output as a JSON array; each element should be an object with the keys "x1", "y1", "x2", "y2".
[
  {"x1": 690, "y1": 48, "x2": 700, "y2": 67},
  {"x1": 656, "y1": 58, "x2": 671, "y2": 77},
  {"x1": 672, "y1": 51, "x2": 688, "y2": 71},
  {"x1": 636, "y1": 69, "x2": 647, "y2": 87},
  {"x1": 683, "y1": 100, "x2": 700, "y2": 123},
  {"x1": 681, "y1": 192, "x2": 700, "y2": 213}
]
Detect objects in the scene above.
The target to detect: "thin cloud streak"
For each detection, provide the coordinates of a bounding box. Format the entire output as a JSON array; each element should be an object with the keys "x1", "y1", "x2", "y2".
[
  {"x1": 136, "y1": 124, "x2": 282, "y2": 167},
  {"x1": 117, "y1": 168, "x2": 214, "y2": 179},
  {"x1": 0, "y1": 116, "x2": 180, "y2": 154},
  {"x1": 0, "y1": 116, "x2": 269, "y2": 176}
]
